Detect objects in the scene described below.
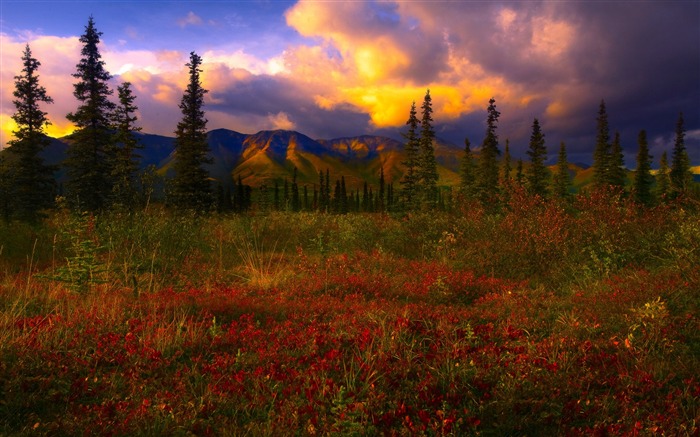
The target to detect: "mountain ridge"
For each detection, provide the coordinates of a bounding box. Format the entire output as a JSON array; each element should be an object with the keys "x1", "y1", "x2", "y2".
[{"x1": 3, "y1": 127, "x2": 601, "y2": 191}]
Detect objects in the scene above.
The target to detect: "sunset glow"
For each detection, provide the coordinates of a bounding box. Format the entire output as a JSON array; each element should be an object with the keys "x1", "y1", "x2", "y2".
[{"x1": 0, "y1": 0, "x2": 697, "y2": 164}]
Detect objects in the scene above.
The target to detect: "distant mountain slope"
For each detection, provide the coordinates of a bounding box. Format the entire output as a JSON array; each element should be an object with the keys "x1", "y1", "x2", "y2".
[{"x1": 0, "y1": 128, "x2": 613, "y2": 191}]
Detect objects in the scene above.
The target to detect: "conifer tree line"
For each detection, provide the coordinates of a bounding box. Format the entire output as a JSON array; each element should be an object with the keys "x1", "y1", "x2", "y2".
[{"x1": 0, "y1": 17, "x2": 697, "y2": 223}]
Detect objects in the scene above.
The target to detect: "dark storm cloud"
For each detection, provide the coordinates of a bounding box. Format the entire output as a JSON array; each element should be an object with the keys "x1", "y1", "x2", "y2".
[{"x1": 206, "y1": 70, "x2": 371, "y2": 139}]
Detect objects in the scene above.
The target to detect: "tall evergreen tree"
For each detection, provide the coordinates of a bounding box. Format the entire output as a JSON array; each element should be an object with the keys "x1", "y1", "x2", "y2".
[
  {"x1": 657, "y1": 151, "x2": 671, "y2": 200},
  {"x1": 325, "y1": 169, "x2": 331, "y2": 212},
  {"x1": 333, "y1": 179, "x2": 341, "y2": 213},
  {"x1": 291, "y1": 167, "x2": 300, "y2": 211},
  {"x1": 0, "y1": 154, "x2": 13, "y2": 222},
  {"x1": 318, "y1": 169, "x2": 325, "y2": 211},
  {"x1": 111, "y1": 82, "x2": 142, "y2": 210},
  {"x1": 670, "y1": 112, "x2": 692, "y2": 196},
  {"x1": 64, "y1": 16, "x2": 116, "y2": 211},
  {"x1": 515, "y1": 159, "x2": 524, "y2": 187},
  {"x1": 525, "y1": 118, "x2": 548, "y2": 197},
  {"x1": 477, "y1": 98, "x2": 501, "y2": 202},
  {"x1": 378, "y1": 165, "x2": 386, "y2": 212},
  {"x1": 400, "y1": 101, "x2": 420, "y2": 208},
  {"x1": 283, "y1": 178, "x2": 289, "y2": 209},
  {"x1": 340, "y1": 176, "x2": 348, "y2": 214},
  {"x1": 171, "y1": 52, "x2": 212, "y2": 211},
  {"x1": 592, "y1": 99, "x2": 611, "y2": 189},
  {"x1": 552, "y1": 141, "x2": 572, "y2": 201},
  {"x1": 633, "y1": 130, "x2": 654, "y2": 206},
  {"x1": 362, "y1": 182, "x2": 369, "y2": 212},
  {"x1": 501, "y1": 139, "x2": 512, "y2": 191},
  {"x1": 417, "y1": 90, "x2": 439, "y2": 207},
  {"x1": 608, "y1": 132, "x2": 626, "y2": 191},
  {"x1": 6, "y1": 44, "x2": 55, "y2": 222},
  {"x1": 459, "y1": 137, "x2": 476, "y2": 198}
]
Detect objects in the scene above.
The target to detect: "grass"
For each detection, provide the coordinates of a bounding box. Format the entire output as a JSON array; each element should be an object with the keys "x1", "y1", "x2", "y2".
[{"x1": 0, "y1": 193, "x2": 698, "y2": 435}]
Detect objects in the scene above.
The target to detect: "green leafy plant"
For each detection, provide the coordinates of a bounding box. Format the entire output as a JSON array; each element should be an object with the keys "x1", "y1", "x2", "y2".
[{"x1": 52, "y1": 212, "x2": 107, "y2": 293}]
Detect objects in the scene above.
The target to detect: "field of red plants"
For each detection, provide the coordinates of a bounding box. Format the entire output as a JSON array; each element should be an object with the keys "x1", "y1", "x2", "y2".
[{"x1": 1, "y1": 193, "x2": 698, "y2": 435}]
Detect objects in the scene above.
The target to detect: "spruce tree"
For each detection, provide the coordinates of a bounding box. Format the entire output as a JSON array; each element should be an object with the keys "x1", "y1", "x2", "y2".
[
  {"x1": 6, "y1": 44, "x2": 55, "y2": 222},
  {"x1": 0, "y1": 154, "x2": 13, "y2": 222},
  {"x1": 362, "y1": 182, "x2": 369, "y2": 212},
  {"x1": 378, "y1": 165, "x2": 386, "y2": 212},
  {"x1": 318, "y1": 170, "x2": 325, "y2": 211},
  {"x1": 333, "y1": 179, "x2": 341, "y2": 213},
  {"x1": 171, "y1": 52, "x2": 212, "y2": 211},
  {"x1": 111, "y1": 82, "x2": 142, "y2": 210},
  {"x1": 670, "y1": 112, "x2": 692, "y2": 196},
  {"x1": 608, "y1": 132, "x2": 626, "y2": 191},
  {"x1": 592, "y1": 99, "x2": 611, "y2": 189},
  {"x1": 291, "y1": 167, "x2": 300, "y2": 211},
  {"x1": 325, "y1": 169, "x2": 331, "y2": 212},
  {"x1": 501, "y1": 139, "x2": 512, "y2": 191},
  {"x1": 340, "y1": 176, "x2": 348, "y2": 214},
  {"x1": 400, "y1": 101, "x2": 420, "y2": 208},
  {"x1": 525, "y1": 118, "x2": 548, "y2": 197},
  {"x1": 657, "y1": 151, "x2": 671, "y2": 200},
  {"x1": 633, "y1": 130, "x2": 653, "y2": 206},
  {"x1": 417, "y1": 90, "x2": 439, "y2": 207},
  {"x1": 387, "y1": 183, "x2": 394, "y2": 210},
  {"x1": 477, "y1": 98, "x2": 501, "y2": 202},
  {"x1": 515, "y1": 159, "x2": 524, "y2": 187},
  {"x1": 459, "y1": 137, "x2": 476, "y2": 198},
  {"x1": 553, "y1": 141, "x2": 572, "y2": 200},
  {"x1": 64, "y1": 16, "x2": 115, "y2": 212}
]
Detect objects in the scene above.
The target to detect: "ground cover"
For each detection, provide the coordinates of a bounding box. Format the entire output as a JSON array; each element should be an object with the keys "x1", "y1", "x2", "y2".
[{"x1": 1, "y1": 195, "x2": 698, "y2": 435}]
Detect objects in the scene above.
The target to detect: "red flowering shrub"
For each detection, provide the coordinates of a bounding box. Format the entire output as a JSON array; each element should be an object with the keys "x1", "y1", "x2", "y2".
[{"x1": 1, "y1": 206, "x2": 698, "y2": 435}]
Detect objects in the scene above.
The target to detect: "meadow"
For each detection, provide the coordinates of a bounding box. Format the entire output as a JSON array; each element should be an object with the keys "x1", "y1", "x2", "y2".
[{"x1": 1, "y1": 191, "x2": 698, "y2": 436}]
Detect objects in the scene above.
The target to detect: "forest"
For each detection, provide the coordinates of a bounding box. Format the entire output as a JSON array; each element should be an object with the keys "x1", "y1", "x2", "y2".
[{"x1": 1, "y1": 16, "x2": 699, "y2": 436}]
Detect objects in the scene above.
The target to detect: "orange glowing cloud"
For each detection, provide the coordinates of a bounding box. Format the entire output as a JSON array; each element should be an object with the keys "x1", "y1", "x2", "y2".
[
  {"x1": 0, "y1": 34, "x2": 82, "y2": 146},
  {"x1": 281, "y1": 1, "x2": 542, "y2": 130}
]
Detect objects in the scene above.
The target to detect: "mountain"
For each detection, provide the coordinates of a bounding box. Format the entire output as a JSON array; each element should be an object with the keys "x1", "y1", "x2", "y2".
[
  {"x1": 141, "y1": 129, "x2": 462, "y2": 189},
  {"x1": 2, "y1": 128, "x2": 600, "y2": 192}
]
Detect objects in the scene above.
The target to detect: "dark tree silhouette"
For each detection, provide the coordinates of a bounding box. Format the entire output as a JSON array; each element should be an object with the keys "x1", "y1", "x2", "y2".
[
  {"x1": 553, "y1": 141, "x2": 572, "y2": 201},
  {"x1": 608, "y1": 132, "x2": 626, "y2": 191},
  {"x1": 418, "y1": 90, "x2": 438, "y2": 208},
  {"x1": 477, "y1": 98, "x2": 501, "y2": 202},
  {"x1": 592, "y1": 100, "x2": 611, "y2": 189},
  {"x1": 6, "y1": 44, "x2": 55, "y2": 222},
  {"x1": 65, "y1": 16, "x2": 116, "y2": 211},
  {"x1": 111, "y1": 82, "x2": 142, "y2": 210},
  {"x1": 670, "y1": 112, "x2": 692, "y2": 196},
  {"x1": 657, "y1": 151, "x2": 671, "y2": 201},
  {"x1": 400, "y1": 101, "x2": 420, "y2": 209},
  {"x1": 501, "y1": 139, "x2": 512, "y2": 192},
  {"x1": 633, "y1": 130, "x2": 654, "y2": 206},
  {"x1": 170, "y1": 52, "x2": 212, "y2": 211},
  {"x1": 459, "y1": 137, "x2": 476, "y2": 199},
  {"x1": 526, "y1": 118, "x2": 549, "y2": 197}
]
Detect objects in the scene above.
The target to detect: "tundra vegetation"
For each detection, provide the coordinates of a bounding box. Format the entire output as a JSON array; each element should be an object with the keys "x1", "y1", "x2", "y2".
[{"x1": 1, "y1": 17, "x2": 699, "y2": 436}]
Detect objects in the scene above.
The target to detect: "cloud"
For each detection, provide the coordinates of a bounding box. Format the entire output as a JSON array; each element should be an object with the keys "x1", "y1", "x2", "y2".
[
  {"x1": 0, "y1": 34, "x2": 82, "y2": 147},
  {"x1": 268, "y1": 112, "x2": 295, "y2": 131},
  {"x1": 279, "y1": 0, "x2": 698, "y2": 161},
  {"x1": 2, "y1": 0, "x2": 697, "y2": 165},
  {"x1": 177, "y1": 11, "x2": 203, "y2": 28}
]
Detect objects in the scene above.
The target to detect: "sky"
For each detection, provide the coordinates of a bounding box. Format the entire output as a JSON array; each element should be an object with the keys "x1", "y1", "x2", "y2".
[{"x1": 1, "y1": 0, "x2": 698, "y2": 166}]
